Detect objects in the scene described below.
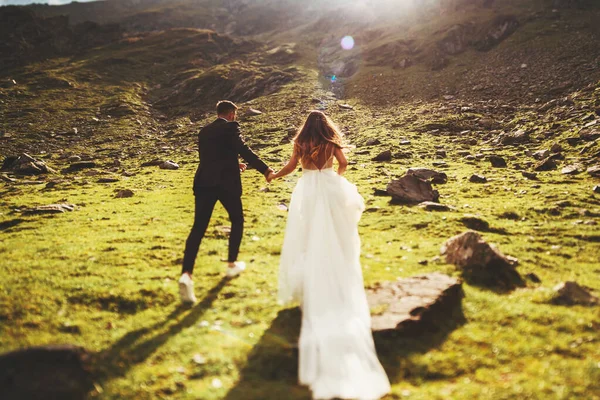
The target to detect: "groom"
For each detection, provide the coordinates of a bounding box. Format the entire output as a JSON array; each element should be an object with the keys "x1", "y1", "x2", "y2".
[{"x1": 179, "y1": 100, "x2": 274, "y2": 304}]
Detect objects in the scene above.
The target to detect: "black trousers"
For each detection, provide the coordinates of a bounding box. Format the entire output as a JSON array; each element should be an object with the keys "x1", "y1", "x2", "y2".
[{"x1": 181, "y1": 186, "x2": 244, "y2": 275}]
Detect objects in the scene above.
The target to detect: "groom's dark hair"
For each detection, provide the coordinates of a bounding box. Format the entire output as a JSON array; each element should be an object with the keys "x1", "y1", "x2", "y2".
[{"x1": 216, "y1": 100, "x2": 238, "y2": 115}]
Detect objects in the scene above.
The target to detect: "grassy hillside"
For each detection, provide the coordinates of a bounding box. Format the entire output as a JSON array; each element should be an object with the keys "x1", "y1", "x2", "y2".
[{"x1": 1, "y1": 0, "x2": 600, "y2": 399}]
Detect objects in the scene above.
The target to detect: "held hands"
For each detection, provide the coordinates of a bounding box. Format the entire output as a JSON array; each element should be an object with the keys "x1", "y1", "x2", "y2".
[{"x1": 264, "y1": 168, "x2": 276, "y2": 183}]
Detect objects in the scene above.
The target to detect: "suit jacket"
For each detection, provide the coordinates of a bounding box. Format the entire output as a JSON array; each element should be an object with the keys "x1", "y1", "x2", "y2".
[{"x1": 193, "y1": 118, "x2": 269, "y2": 196}]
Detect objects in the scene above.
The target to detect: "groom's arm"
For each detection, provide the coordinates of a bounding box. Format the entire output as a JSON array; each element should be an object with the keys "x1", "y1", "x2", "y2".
[{"x1": 227, "y1": 122, "x2": 270, "y2": 175}]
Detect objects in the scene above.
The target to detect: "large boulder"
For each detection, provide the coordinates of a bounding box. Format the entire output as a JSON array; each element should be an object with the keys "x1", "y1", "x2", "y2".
[
  {"x1": 406, "y1": 167, "x2": 448, "y2": 184},
  {"x1": 0, "y1": 345, "x2": 93, "y2": 400},
  {"x1": 441, "y1": 231, "x2": 523, "y2": 290},
  {"x1": 387, "y1": 174, "x2": 440, "y2": 203},
  {"x1": 367, "y1": 273, "x2": 464, "y2": 333}
]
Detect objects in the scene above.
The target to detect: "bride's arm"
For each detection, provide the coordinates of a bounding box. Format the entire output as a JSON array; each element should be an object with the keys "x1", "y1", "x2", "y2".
[
  {"x1": 334, "y1": 146, "x2": 348, "y2": 175},
  {"x1": 272, "y1": 149, "x2": 299, "y2": 180}
]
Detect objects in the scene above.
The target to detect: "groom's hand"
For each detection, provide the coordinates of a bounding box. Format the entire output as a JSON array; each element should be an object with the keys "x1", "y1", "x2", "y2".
[
  {"x1": 239, "y1": 163, "x2": 247, "y2": 172},
  {"x1": 264, "y1": 168, "x2": 274, "y2": 182}
]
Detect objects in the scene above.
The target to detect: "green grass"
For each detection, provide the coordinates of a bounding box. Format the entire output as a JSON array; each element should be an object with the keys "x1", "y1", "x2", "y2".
[{"x1": 2, "y1": 78, "x2": 600, "y2": 399}]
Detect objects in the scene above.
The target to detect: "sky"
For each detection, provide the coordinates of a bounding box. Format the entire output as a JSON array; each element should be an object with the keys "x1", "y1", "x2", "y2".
[{"x1": 0, "y1": 0, "x2": 97, "y2": 5}]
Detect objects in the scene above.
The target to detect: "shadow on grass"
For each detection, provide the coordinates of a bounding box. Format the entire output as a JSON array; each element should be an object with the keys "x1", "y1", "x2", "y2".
[
  {"x1": 224, "y1": 302, "x2": 465, "y2": 400},
  {"x1": 92, "y1": 277, "x2": 229, "y2": 384}
]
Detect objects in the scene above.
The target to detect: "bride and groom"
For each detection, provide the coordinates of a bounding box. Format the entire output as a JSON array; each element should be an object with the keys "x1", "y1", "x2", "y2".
[{"x1": 179, "y1": 100, "x2": 391, "y2": 399}]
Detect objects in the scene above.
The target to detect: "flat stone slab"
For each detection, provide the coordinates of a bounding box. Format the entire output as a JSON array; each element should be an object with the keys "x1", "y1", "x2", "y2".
[{"x1": 367, "y1": 273, "x2": 463, "y2": 333}]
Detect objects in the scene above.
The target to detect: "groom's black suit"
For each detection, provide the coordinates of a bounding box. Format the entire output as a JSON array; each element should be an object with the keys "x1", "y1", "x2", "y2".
[{"x1": 182, "y1": 117, "x2": 270, "y2": 274}]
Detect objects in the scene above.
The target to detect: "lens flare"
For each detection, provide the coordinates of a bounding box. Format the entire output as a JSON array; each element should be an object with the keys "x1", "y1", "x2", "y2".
[{"x1": 340, "y1": 36, "x2": 355, "y2": 50}]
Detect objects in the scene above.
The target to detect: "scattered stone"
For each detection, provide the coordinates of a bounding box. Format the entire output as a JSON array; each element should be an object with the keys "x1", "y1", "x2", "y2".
[
  {"x1": 247, "y1": 108, "x2": 263, "y2": 116},
  {"x1": 68, "y1": 156, "x2": 81, "y2": 163},
  {"x1": 65, "y1": 161, "x2": 96, "y2": 172},
  {"x1": 22, "y1": 203, "x2": 75, "y2": 215},
  {"x1": 552, "y1": 281, "x2": 599, "y2": 306},
  {"x1": 489, "y1": 155, "x2": 507, "y2": 168},
  {"x1": 141, "y1": 158, "x2": 164, "y2": 167},
  {"x1": 432, "y1": 161, "x2": 448, "y2": 168},
  {"x1": 367, "y1": 273, "x2": 463, "y2": 333},
  {"x1": 534, "y1": 157, "x2": 557, "y2": 171},
  {"x1": 594, "y1": 186, "x2": 600, "y2": 194},
  {"x1": 399, "y1": 140, "x2": 411, "y2": 145},
  {"x1": 587, "y1": 165, "x2": 600, "y2": 177},
  {"x1": 0, "y1": 345, "x2": 93, "y2": 400},
  {"x1": 1, "y1": 153, "x2": 56, "y2": 175},
  {"x1": 365, "y1": 138, "x2": 381, "y2": 146},
  {"x1": 525, "y1": 273, "x2": 541, "y2": 283},
  {"x1": 500, "y1": 129, "x2": 529, "y2": 145},
  {"x1": 418, "y1": 201, "x2": 454, "y2": 211},
  {"x1": 338, "y1": 104, "x2": 354, "y2": 110},
  {"x1": 387, "y1": 174, "x2": 439, "y2": 203},
  {"x1": 561, "y1": 164, "x2": 583, "y2": 175},
  {"x1": 555, "y1": 200, "x2": 571, "y2": 208},
  {"x1": 97, "y1": 177, "x2": 119, "y2": 183},
  {"x1": 160, "y1": 160, "x2": 179, "y2": 170},
  {"x1": 373, "y1": 188, "x2": 389, "y2": 197},
  {"x1": 115, "y1": 189, "x2": 134, "y2": 198},
  {"x1": 550, "y1": 143, "x2": 563, "y2": 153},
  {"x1": 522, "y1": 171, "x2": 538, "y2": 180},
  {"x1": 469, "y1": 174, "x2": 487, "y2": 183},
  {"x1": 1, "y1": 173, "x2": 16, "y2": 183},
  {"x1": 435, "y1": 150, "x2": 447, "y2": 158},
  {"x1": 532, "y1": 149, "x2": 550, "y2": 160},
  {"x1": 459, "y1": 215, "x2": 490, "y2": 231},
  {"x1": 372, "y1": 150, "x2": 392, "y2": 162},
  {"x1": 406, "y1": 167, "x2": 448, "y2": 184},
  {"x1": 441, "y1": 231, "x2": 522, "y2": 290}
]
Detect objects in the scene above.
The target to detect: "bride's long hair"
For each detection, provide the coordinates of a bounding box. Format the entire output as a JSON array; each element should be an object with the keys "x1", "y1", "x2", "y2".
[{"x1": 292, "y1": 110, "x2": 344, "y2": 166}]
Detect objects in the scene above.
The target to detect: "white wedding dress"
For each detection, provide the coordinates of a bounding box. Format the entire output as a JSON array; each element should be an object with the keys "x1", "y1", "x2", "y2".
[{"x1": 278, "y1": 166, "x2": 391, "y2": 400}]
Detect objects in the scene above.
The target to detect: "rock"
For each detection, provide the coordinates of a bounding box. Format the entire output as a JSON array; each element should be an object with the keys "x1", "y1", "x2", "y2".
[
  {"x1": 459, "y1": 215, "x2": 490, "y2": 231},
  {"x1": 525, "y1": 273, "x2": 541, "y2": 283},
  {"x1": 594, "y1": 185, "x2": 600, "y2": 194},
  {"x1": 441, "y1": 231, "x2": 522, "y2": 290},
  {"x1": 1, "y1": 173, "x2": 16, "y2": 183},
  {"x1": 418, "y1": 201, "x2": 454, "y2": 211},
  {"x1": 475, "y1": 15, "x2": 520, "y2": 51},
  {"x1": 399, "y1": 140, "x2": 411, "y2": 145},
  {"x1": 97, "y1": 177, "x2": 119, "y2": 183},
  {"x1": 406, "y1": 167, "x2": 448, "y2": 184},
  {"x1": 68, "y1": 156, "x2": 81, "y2": 163},
  {"x1": 115, "y1": 189, "x2": 134, "y2": 198},
  {"x1": 489, "y1": 155, "x2": 507, "y2": 168},
  {"x1": 373, "y1": 188, "x2": 390, "y2": 197},
  {"x1": 22, "y1": 203, "x2": 75, "y2": 215},
  {"x1": 367, "y1": 273, "x2": 463, "y2": 333},
  {"x1": 500, "y1": 129, "x2": 529, "y2": 145},
  {"x1": 160, "y1": 160, "x2": 179, "y2": 170},
  {"x1": 246, "y1": 108, "x2": 263, "y2": 116},
  {"x1": 436, "y1": 150, "x2": 447, "y2": 158},
  {"x1": 65, "y1": 161, "x2": 96, "y2": 172},
  {"x1": 579, "y1": 128, "x2": 599, "y2": 142},
  {"x1": 469, "y1": 174, "x2": 487, "y2": 183},
  {"x1": 338, "y1": 104, "x2": 354, "y2": 110},
  {"x1": 372, "y1": 150, "x2": 392, "y2": 162},
  {"x1": 1, "y1": 153, "x2": 56, "y2": 175},
  {"x1": 141, "y1": 158, "x2": 164, "y2": 167},
  {"x1": 552, "y1": 281, "x2": 599, "y2": 306},
  {"x1": 561, "y1": 164, "x2": 583, "y2": 175},
  {"x1": 365, "y1": 138, "x2": 381, "y2": 146},
  {"x1": 550, "y1": 143, "x2": 563, "y2": 153},
  {"x1": 532, "y1": 149, "x2": 550, "y2": 160},
  {"x1": 534, "y1": 157, "x2": 557, "y2": 171},
  {"x1": 522, "y1": 171, "x2": 538, "y2": 180},
  {"x1": 432, "y1": 161, "x2": 448, "y2": 167},
  {"x1": 587, "y1": 165, "x2": 600, "y2": 177},
  {"x1": 0, "y1": 345, "x2": 93, "y2": 400},
  {"x1": 387, "y1": 175, "x2": 440, "y2": 203}
]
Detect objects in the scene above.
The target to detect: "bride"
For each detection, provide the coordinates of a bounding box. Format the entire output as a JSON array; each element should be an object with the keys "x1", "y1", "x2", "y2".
[{"x1": 269, "y1": 111, "x2": 391, "y2": 400}]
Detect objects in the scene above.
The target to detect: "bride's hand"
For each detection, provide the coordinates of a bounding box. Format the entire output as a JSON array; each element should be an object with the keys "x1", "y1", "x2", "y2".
[{"x1": 267, "y1": 171, "x2": 277, "y2": 183}]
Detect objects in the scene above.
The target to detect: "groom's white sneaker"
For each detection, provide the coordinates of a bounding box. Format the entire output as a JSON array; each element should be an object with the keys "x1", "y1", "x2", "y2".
[
  {"x1": 178, "y1": 273, "x2": 197, "y2": 304},
  {"x1": 226, "y1": 261, "x2": 246, "y2": 278}
]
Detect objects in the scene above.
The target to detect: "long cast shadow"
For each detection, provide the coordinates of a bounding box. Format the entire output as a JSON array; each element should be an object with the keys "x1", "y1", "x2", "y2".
[
  {"x1": 224, "y1": 302, "x2": 465, "y2": 400},
  {"x1": 92, "y1": 277, "x2": 229, "y2": 385}
]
